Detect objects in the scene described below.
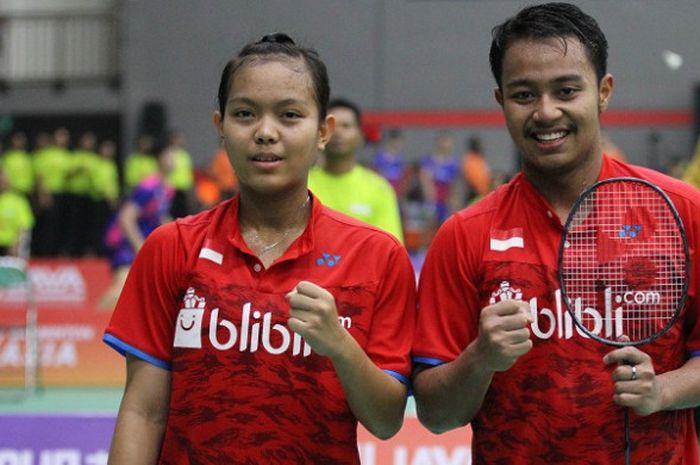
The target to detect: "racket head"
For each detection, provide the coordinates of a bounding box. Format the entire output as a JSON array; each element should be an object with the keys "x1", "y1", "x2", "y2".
[{"x1": 558, "y1": 177, "x2": 690, "y2": 347}]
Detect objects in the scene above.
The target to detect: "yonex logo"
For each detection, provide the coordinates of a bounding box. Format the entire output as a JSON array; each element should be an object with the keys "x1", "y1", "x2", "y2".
[
  {"x1": 316, "y1": 253, "x2": 341, "y2": 267},
  {"x1": 618, "y1": 224, "x2": 642, "y2": 238}
]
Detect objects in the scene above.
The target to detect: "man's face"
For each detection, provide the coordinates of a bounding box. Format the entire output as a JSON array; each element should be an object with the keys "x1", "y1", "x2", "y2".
[
  {"x1": 495, "y1": 37, "x2": 613, "y2": 179},
  {"x1": 325, "y1": 106, "x2": 362, "y2": 159}
]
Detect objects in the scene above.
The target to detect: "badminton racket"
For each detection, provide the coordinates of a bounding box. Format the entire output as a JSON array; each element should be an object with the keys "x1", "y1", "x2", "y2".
[{"x1": 558, "y1": 177, "x2": 689, "y2": 465}]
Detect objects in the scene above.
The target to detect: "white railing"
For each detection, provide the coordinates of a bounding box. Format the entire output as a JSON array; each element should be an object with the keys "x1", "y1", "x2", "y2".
[{"x1": 0, "y1": 6, "x2": 118, "y2": 85}]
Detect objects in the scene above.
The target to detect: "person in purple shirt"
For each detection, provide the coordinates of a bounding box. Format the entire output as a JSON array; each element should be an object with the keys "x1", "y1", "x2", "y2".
[
  {"x1": 419, "y1": 130, "x2": 460, "y2": 225},
  {"x1": 99, "y1": 141, "x2": 176, "y2": 309},
  {"x1": 373, "y1": 128, "x2": 407, "y2": 196}
]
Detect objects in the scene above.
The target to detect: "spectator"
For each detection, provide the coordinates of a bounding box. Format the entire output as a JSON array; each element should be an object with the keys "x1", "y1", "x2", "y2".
[
  {"x1": 124, "y1": 134, "x2": 159, "y2": 192},
  {"x1": 32, "y1": 127, "x2": 71, "y2": 256},
  {"x1": 0, "y1": 167, "x2": 34, "y2": 257},
  {"x1": 1, "y1": 132, "x2": 34, "y2": 197},
  {"x1": 683, "y1": 135, "x2": 700, "y2": 190},
  {"x1": 64, "y1": 131, "x2": 100, "y2": 256},
  {"x1": 208, "y1": 144, "x2": 238, "y2": 200},
  {"x1": 419, "y1": 130, "x2": 461, "y2": 226},
  {"x1": 166, "y1": 130, "x2": 195, "y2": 218},
  {"x1": 309, "y1": 98, "x2": 404, "y2": 242},
  {"x1": 373, "y1": 128, "x2": 407, "y2": 196},
  {"x1": 88, "y1": 140, "x2": 120, "y2": 256},
  {"x1": 461, "y1": 135, "x2": 492, "y2": 204},
  {"x1": 99, "y1": 140, "x2": 175, "y2": 310}
]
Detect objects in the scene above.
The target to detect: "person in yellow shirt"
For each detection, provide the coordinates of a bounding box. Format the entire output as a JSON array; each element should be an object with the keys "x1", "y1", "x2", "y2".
[
  {"x1": 1, "y1": 132, "x2": 34, "y2": 197},
  {"x1": 308, "y1": 98, "x2": 404, "y2": 242},
  {"x1": 32, "y1": 127, "x2": 71, "y2": 256},
  {"x1": 124, "y1": 134, "x2": 159, "y2": 192},
  {"x1": 166, "y1": 130, "x2": 194, "y2": 218},
  {"x1": 683, "y1": 135, "x2": 700, "y2": 191},
  {"x1": 0, "y1": 167, "x2": 34, "y2": 257},
  {"x1": 89, "y1": 140, "x2": 120, "y2": 255},
  {"x1": 64, "y1": 131, "x2": 100, "y2": 256}
]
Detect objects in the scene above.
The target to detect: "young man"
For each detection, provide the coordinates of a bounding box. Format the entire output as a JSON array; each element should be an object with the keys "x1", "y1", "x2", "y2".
[
  {"x1": 308, "y1": 98, "x2": 404, "y2": 243},
  {"x1": 412, "y1": 3, "x2": 700, "y2": 464}
]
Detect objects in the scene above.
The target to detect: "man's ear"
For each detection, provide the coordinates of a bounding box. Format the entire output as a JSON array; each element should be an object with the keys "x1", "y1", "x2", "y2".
[
  {"x1": 598, "y1": 73, "x2": 614, "y2": 112},
  {"x1": 494, "y1": 87, "x2": 504, "y2": 107}
]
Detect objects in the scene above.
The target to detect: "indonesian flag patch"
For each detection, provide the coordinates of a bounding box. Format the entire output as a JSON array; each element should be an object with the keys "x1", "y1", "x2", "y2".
[{"x1": 490, "y1": 228, "x2": 524, "y2": 251}]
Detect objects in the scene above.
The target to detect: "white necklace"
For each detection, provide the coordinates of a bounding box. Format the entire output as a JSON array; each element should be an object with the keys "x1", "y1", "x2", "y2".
[{"x1": 248, "y1": 195, "x2": 310, "y2": 255}]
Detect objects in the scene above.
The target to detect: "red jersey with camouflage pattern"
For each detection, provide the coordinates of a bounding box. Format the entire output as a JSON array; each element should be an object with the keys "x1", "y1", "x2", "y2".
[
  {"x1": 104, "y1": 193, "x2": 416, "y2": 464},
  {"x1": 413, "y1": 155, "x2": 700, "y2": 465}
]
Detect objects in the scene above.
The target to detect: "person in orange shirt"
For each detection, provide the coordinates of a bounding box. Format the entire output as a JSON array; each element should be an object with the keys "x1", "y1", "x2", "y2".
[
  {"x1": 461, "y1": 135, "x2": 492, "y2": 204},
  {"x1": 208, "y1": 145, "x2": 238, "y2": 199}
]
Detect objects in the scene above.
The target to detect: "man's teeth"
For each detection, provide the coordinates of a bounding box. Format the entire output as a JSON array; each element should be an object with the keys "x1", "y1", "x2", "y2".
[{"x1": 535, "y1": 131, "x2": 566, "y2": 141}]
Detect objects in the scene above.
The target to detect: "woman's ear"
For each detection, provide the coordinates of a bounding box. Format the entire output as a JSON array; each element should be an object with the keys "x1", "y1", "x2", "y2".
[
  {"x1": 212, "y1": 111, "x2": 224, "y2": 140},
  {"x1": 317, "y1": 114, "x2": 336, "y2": 152}
]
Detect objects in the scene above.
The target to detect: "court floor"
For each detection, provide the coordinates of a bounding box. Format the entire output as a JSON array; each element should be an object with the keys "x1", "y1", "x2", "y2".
[
  {"x1": 0, "y1": 387, "x2": 123, "y2": 413},
  {"x1": 0, "y1": 387, "x2": 417, "y2": 415}
]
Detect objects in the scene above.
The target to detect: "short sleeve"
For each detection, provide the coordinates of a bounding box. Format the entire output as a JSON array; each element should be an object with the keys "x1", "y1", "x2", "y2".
[
  {"x1": 103, "y1": 222, "x2": 187, "y2": 368},
  {"x1": 364, "y1": 242, "x2": 416, "y2": 384},
  {"x1": 413, "y1": 215, "x2": 481, "y2": 366}
]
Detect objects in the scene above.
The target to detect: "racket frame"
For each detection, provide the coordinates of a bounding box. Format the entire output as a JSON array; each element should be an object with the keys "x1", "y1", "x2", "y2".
[{"x1": 557, "y1": 176, "x2": 690, "y2": 347}]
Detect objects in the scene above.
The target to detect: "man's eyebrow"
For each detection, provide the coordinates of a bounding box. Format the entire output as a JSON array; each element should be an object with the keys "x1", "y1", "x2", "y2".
[{"x1": 504, "y1": 74, "x2": 584, "y2": 89}]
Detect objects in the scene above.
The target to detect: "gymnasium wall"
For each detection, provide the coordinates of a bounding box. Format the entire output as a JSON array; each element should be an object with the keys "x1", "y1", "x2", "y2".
[{"x1": 1, "y1": 0, "x2": 697, "y2": 174}]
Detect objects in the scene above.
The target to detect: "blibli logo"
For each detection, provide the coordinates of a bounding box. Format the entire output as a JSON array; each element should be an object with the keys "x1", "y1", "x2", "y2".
[
  {"x1": 208, "y1": 304, "x2": 312, "y2": 356},
  {"x1": 173, "y1": 287, "x2": 206, "y2": 348},
  {"x1": 172, "y1": 287, "x2": 314, "y2": 357},
  {"x1": 490, "y1": 281, "x2": 628, "y2": 340}
]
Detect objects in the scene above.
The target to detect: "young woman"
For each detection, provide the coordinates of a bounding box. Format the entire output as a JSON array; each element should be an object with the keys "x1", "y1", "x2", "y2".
[{"x1": 104, "y1": 33, "x2": 416, "y2": 464}]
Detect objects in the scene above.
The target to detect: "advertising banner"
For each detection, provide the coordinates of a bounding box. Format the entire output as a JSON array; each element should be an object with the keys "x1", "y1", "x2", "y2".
[
  {"x1": 0, "y1": 414, "x2": 114, "y2": 465},
  {"x1": 0, "y1": 414, "x2": 472, "y2": 465},
  {"x1": 359, "y1": 419, "x2": 472, "y2": 465},
  {"x1": 0, "y1": 259, "x2": 124, "y2": 387}
]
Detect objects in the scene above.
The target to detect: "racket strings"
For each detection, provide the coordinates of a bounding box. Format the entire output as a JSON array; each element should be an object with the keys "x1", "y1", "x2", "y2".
[{"x1": 561, "y1": 181, "x2": 687, "y2": 343}]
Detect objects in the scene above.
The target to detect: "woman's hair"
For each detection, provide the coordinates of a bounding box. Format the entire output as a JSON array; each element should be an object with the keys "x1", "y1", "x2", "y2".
[
  {"x1": 217, "y1": 33, "x2": 330, "y2": 121},
  {"x1": 489, "y1": 2, "x2": 608, "y2": 89}
]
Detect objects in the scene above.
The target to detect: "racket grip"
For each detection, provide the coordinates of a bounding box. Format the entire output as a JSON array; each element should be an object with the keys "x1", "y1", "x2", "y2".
[{"x1": 624, "y1": 406, "x2": 631, "y2": 465}]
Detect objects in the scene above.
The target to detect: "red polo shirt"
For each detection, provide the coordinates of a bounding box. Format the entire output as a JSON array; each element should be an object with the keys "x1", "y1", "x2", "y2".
[
  {"x1": 105, "y1": 193, "x2": 416, "y2": 464},
  {"x1": 414, "y1": 155, "x2": 700, "y2": 465}
]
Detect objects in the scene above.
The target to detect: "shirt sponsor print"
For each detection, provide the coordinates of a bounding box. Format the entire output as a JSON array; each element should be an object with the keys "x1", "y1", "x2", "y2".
[
  {"x1": 173, "y1": 287, "x2": 353, "y2": 357},
  {"x1": 490, "y1": 280, "x2": 656, "y2": 341}
]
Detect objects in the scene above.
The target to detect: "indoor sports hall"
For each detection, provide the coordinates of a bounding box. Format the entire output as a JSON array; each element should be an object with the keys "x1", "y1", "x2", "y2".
[{"x1": 2, "y1": 1, "x2": 700, "y2": 464}]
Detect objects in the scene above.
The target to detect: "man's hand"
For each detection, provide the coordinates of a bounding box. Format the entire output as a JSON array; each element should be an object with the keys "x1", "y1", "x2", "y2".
[
  {"x1": 472, "y1": 300, "x2": 533, "y2": 372},
  {"x1": 603, "y1": 345, "x2": 661, "y2": 416}
]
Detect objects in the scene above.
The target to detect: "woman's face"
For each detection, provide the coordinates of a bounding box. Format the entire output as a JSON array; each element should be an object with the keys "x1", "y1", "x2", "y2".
[{"x1": 213, "y1": 58, "x2": 333, "y2": 197}]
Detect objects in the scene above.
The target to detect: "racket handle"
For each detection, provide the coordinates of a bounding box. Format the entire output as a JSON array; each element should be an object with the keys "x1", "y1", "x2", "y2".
[{"x1": 624, "y1": 406, "x2": 631, "y2": 465}]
